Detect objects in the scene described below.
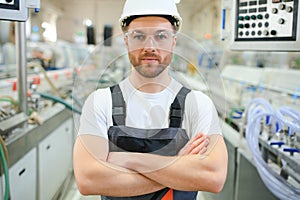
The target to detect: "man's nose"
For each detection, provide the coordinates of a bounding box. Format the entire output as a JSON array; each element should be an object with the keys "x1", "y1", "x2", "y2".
[{"x1": 143, "y1": 36, "x2": 157, "y2": 50}]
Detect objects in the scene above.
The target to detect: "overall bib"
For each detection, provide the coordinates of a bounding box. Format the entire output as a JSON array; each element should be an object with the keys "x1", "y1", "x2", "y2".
[{"x1": 102, "y1": 84, "x2": 198, "y2": 200}]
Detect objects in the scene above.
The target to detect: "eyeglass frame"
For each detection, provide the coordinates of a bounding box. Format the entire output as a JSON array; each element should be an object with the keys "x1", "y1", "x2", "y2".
[{"x1": 124, "y1": 29, "x2": 177, "y2": 47}]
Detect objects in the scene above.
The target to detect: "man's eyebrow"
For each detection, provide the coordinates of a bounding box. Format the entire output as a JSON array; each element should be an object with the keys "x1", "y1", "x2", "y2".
[
  {"x1": 129, "y1": 29, "x2": 171, "y2": 33},
  {"x1": 155, "y1": 29, "x2": 170, "y2": 33},
  {"x1": 129, "y1": 29, "x2": 144, "y2": 33}
]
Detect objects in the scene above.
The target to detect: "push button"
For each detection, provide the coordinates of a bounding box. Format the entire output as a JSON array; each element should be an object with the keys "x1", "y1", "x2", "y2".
[
  {"x1": 238, "y1": 24, "x2": 244, "y2": 28},
  {"x1": 263, "y1": 30, "x2": 269, "y2": 36},
  {"x1": 271, "y1": 30, "x2": 277, "y2": 35},
  {"x1": 238, "y1": 16, "x2": 244, "y2": 21},
  {"x1": 265, "y1": 22, "x2": 270, "y2": 27},
  {"x1": 279, "y1": 4, "x2": 285, "y2": 10},
  {"x1": 278, "y1": 18, "x2": 285, "y2": 24},
  {"x1": 272, "y1": 8, "x2": 278, "y2": 14},
  {"x1": 257, "y1": 14, "x2": 263, "y2": 19},
  {"x1": 286, "y1": 6, "x2": 293, "y2": 13}
]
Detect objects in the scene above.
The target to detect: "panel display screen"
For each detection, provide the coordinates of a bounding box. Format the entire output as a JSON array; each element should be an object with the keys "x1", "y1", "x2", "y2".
[
  {"x1": 0, "y1": 0, "x2": 18, "y2": 10},
  {"x1": 0, "y1": 0, "x2": 28, "y2": 21},
  {"x1": 230, "y1": 0, "x2": 300, "y2": 51}
]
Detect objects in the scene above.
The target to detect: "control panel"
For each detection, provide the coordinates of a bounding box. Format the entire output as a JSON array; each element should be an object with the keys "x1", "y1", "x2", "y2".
[
  {"x1": 0, "y1": 0, "x2": 28, "y2": 21},
  {"x1": 230, "y1": 0, "x2": 300, "y2": 51}
]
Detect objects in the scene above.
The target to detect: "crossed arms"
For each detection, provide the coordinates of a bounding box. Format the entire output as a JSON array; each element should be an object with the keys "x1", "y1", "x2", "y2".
[{"x1": 73, "y1": 133, "x2": 228, "y2": 197}]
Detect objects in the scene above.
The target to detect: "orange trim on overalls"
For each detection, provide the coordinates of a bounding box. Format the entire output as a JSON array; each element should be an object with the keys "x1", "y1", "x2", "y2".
[{"x1": 161, "y1": 189, "x2": 173, "y2": 200}]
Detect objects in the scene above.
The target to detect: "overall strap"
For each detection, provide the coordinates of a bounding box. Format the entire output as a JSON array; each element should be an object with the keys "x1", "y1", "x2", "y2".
[
  {"x1": 110, "y1": 84, "x2": 126, "y2": 126},
  {"x1": 169, "y1": 87, "x2": 191, "y2": 128}
]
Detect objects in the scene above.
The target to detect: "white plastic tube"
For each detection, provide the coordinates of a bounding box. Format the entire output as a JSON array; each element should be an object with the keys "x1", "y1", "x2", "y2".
[
  {"x1": 276, "y1": 107, "x2": 300, "y2": 135},
  {"x1": 246, "y1": 98, "x2": 300, "y2": 200}
]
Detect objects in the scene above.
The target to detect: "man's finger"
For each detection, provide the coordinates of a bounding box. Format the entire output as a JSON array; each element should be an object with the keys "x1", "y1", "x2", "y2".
[
  {"x1": 190, "y1": 138, "x2": 209, "y2": 154},
  {"x1": 187, "y1": 136, "x2": 208, "y2": 154}
]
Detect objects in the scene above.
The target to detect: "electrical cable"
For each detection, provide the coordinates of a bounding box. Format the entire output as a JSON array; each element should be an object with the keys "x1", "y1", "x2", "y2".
[
  {"x1": 38, "y1": 92, "x2": 81, "y2": 115},
  {"x1": 67, "y1": 92, "x2": 83, "y2": 108},
  {"x1": 0, "y1": 95, "x2": 19, "y2": 110},
  {"x1": 0, "y1": 136, "x2": 10, "y2": 200}
]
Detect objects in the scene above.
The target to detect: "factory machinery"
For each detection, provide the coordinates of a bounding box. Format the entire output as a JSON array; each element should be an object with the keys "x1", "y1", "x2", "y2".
[
  {"x1": 0, "y1": 34, "x2": 92, "y2": 200},
  {"x1": 0, "y1": 1, "x2": 84, "y2": 200},
  {"x1": 202, "y1": 64, "x2": 300, "y2": 200},
  {"x1": 0, "y1": 0, "x2": 300, "y2": 200},
  {"x1": 200, "y1": 0, "x2": 300, "y2": 199}
]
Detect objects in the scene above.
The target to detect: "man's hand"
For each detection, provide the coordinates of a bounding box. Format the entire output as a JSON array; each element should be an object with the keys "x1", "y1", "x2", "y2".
[{"x1": 178, "y1": 133, "x2": 209, "y2": 156}]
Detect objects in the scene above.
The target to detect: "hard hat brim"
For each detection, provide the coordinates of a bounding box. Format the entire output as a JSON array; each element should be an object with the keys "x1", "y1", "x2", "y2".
[{"x1": 120, "y1": 14, "x2": 182, "y2": 32}]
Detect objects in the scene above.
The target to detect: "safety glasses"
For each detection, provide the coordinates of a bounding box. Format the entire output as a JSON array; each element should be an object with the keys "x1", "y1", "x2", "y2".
[{"x1": 125, "y1": 29, "x2": 176, "y2": 48}]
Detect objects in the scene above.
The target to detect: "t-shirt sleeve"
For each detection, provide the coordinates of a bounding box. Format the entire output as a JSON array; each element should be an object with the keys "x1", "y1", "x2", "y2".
[
  {"x1": 78, "y1": 88, "x2": 112, "y2": 139},
  {"x1": 184, "y1": 91, "x2": 222, "y2": 138}
]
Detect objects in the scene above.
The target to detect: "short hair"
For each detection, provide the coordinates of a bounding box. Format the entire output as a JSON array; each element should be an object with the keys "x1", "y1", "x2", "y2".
[{"x1": 122, "y1": 15, "x2": 177, "y2": 32}]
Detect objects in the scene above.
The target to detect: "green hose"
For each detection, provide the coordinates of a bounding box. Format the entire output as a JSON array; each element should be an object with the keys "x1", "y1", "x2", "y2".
[
  {"x1": 0, "y1": 97, "x2": 19, "y2": 110},
  {"x1": 0, "y1": 98, "x2": 14, "y2": 105},
  {"x1": 0, "y1": 140, "x2": 10, "y2": 200},
  {"x1": 38, "y1": 93, "x2": 82, "y2": 115}
]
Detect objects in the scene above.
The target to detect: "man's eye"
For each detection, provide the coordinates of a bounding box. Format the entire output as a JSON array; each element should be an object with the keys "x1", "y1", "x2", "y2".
[
  {"x1": 133, "y1": 34, "x2": 145, "y2": 41},
  {"x1": 156, "y1": 33, "x2": 168, "y2": 40}
]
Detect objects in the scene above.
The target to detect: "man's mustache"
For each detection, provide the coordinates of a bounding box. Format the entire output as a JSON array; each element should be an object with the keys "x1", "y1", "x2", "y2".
[{"x1": 139, "y1": 53, "x2": 161, "y2": 61}]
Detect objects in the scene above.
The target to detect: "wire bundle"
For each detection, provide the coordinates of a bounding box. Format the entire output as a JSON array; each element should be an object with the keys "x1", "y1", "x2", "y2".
[{"x1": 245, "y1": 98, "x2": 300, "y2": 200}]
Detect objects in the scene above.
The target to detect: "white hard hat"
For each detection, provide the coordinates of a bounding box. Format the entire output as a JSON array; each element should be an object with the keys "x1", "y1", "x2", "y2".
[{"x1": 119, "y1": 0, "x2": 182, "y2": 32}]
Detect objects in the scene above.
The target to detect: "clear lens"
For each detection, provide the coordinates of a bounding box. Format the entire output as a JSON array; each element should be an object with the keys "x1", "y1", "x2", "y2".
[{"x1": 126, "y1": 30, "x2": 175, "y2": 47}]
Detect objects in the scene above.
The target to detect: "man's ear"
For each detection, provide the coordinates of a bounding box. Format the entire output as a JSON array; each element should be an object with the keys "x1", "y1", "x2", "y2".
[
  {"x1": 124, "y1": 35, "x2": 129, "y2": 50},
  {"x1": 172, "y1": 36, "x2": 177, "y2": 51}
]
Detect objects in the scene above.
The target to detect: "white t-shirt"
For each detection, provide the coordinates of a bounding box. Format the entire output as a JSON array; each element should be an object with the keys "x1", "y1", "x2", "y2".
[{"x1": 78, "y1": 77, "x2": 221, "y2": 139}]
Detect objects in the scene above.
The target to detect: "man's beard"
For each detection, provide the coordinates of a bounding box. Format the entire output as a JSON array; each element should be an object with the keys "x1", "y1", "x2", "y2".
[
  {"x1": 134, "y1": 63, "x2": 167, "y2": 78},
  {"x1": 129, "y1": 52, "x2": 172, "y2": 78}
]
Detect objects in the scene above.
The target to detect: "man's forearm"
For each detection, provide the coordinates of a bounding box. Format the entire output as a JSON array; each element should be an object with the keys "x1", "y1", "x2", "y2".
[
  {"x1": 108, "y1": 135, "x2": 228, "y2": 193},
  {"x1": 74, "y1": 137, "x2": 166, "y2": 196},
  {"x1": 108, "y1": 151, "x2": 202, "y2": 190}
]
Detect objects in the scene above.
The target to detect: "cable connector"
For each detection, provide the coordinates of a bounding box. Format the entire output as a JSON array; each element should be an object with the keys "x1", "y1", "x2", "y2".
[
  {"x1": 26, "y1": 0, "x2": 40, "y2": 13},
  {"x1": 220, "y1": 0, "x2": 232, "y2": 41}
]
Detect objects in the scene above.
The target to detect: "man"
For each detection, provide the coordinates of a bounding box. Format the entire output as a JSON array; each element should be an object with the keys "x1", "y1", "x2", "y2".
[{"x1": 73, "y1": 0, "x2": 228, "y2": 199}]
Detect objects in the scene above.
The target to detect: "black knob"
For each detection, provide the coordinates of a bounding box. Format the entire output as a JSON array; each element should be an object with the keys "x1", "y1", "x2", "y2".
[
  {"x1": 271, "y1": 30, "x2": 277, "y2": 35},
  {"x1": 258, "y1": 31, "x2": 262, "y2": 36},
  {"x1": 286, "y1": 6, "x2": 293, "y2": 13},
  {"x1": 238, "y1": 24, "x2": 244, "y2": 28},
  {"x1": 278, "y1": 18, "x2": 285, "y2": 24},
  {"x1": 238, "y1": 16, "x2": 244, "y2": 21},
  {"x1": 272, "y1": 8, "x2": 278, "y2": 14},
  {"x1": 263, "y1": 30, "x2": 269, "y2": 36},
  {"x1": 279, "y1": 4, "x2": 285, "y2": 10},
  {"x1": 265, "y1": 22, "x2": 270, "y2": 27},
  {"x1": 257, "y1": 14, "x2": 263, "y2": 20}
]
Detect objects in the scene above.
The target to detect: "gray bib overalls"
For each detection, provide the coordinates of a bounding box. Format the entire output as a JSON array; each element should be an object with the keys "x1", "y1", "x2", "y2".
[{"x1": 102, "y1": 84, "x2": 198, "y2": 200}]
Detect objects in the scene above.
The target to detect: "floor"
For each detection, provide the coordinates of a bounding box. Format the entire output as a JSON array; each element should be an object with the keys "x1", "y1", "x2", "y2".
[{"x1": 62, "y1": 175, "x2": 212, "y2": 200}]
